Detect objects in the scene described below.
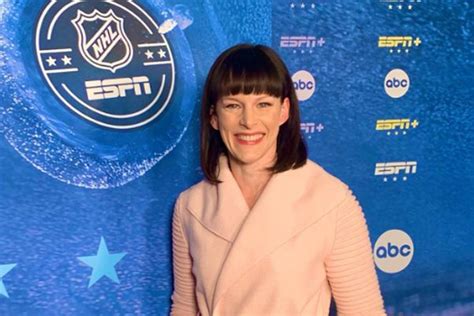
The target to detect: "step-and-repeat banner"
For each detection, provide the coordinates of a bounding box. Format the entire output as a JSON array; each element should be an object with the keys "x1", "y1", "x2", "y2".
[{"x1": 0, "y1": 0, "x2": 472, "y2": 314}]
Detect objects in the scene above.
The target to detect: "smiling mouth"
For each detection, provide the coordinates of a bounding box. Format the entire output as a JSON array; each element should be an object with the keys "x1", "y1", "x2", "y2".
[{"x1": 235, "y1": 133, "x2": 265, "y2": 144}]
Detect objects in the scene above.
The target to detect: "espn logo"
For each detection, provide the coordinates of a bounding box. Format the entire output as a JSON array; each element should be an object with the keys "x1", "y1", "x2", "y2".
[
  {"x1": 375, "y1": 161, "x2": 417, "y2": 182},
  {"x1": 85, "y1": 76, "x2": 151, "y2": 101}
]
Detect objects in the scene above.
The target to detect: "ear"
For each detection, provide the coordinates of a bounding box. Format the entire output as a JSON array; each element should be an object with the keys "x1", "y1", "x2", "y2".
[
  {"x1": 210, "y1": 105, "x2": 219, "y2": 130},
  {"x1": 279, "y1": 97, "x2": 290, "y2": 125}
]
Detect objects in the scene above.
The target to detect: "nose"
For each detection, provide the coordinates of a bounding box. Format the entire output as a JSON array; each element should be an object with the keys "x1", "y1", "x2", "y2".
[{"x1": 239, "y1": 106, "x2": 257, "y2": 128}]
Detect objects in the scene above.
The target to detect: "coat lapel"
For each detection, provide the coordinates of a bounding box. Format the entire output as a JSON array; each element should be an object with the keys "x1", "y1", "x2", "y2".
[
  {"x1": 211, "y1": 158, "x2": 327, "y2": 311},
  {"x1": 186, "y1": 157, "x2": 250, "y2": 243}
]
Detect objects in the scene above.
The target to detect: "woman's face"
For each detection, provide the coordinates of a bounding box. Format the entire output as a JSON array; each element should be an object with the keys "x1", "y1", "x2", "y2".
[{"x1": 210, "y1": 93, "x2": 290, "y2": 167}]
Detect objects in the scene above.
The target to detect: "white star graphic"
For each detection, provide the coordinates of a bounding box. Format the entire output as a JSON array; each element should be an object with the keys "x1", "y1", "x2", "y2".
[
  {"x1": 61, "y1": 55, "x2": 72, "y2": 65},
  {"x1": 158, "y1": 49, "x2": 167, "y2": 58},
  {"x1": 145, "y1": 49, "x2": 154, "y2": 59},
  {"x1": 46, "y1": 56, "x2": 56, "y2": 67}
]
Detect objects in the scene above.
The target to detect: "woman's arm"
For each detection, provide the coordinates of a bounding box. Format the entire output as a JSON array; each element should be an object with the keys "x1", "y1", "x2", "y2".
[
  {"x1": 170, "y1": 195, "x2": 199, "y2": 316},
  {"x1": 325, "y1": 190, "x2": 387, "y2": 316}
]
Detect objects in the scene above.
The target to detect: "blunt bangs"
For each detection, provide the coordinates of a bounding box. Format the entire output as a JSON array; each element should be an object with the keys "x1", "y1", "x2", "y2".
[{"x1": 208, "y1": 48, "x2": 287, "y2": 104}]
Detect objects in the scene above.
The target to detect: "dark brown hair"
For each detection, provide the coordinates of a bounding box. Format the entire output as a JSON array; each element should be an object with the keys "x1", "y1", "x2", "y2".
[{"x1": 200, "y1": 43, "x2": 307, "y2": 183}]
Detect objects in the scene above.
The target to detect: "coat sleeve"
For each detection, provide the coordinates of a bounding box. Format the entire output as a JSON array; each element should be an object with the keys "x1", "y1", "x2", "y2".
[
  {"x1": 170, "y1": 195, "x2": 199, "y2": 316},
  {"x1": 324, "y1": 190, "x2": 387, "y2": 316}
]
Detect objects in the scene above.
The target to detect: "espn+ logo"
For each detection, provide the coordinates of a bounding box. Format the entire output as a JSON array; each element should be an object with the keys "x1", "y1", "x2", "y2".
[
  {"x1": 291, "y1": 70, "x2": 316, "y2": 101},
  {"x1": 373, "y1": 229, "x2": 414, "y2": 273},
  {"x1": 384, "y1": 69, "x2": 410, "y2": 98}
]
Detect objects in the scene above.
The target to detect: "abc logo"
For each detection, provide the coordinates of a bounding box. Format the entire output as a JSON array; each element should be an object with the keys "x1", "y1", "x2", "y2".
[
  {"x1": 373, "y1": 229, "x2": 414, "y2": 273},
  {"x1": 292, "y1": 70, "x2": 316, "y2": 101},
  {"x1": 384, "y1": 69, "x2": 410, "y2": 98}
]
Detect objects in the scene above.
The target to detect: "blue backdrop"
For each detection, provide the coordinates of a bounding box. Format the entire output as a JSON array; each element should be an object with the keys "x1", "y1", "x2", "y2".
[{"x1": 0, "y1": 0, "x2": 472, "y2": 314}]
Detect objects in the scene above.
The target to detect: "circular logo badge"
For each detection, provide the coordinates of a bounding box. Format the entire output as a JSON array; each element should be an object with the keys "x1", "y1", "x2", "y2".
[
  {"x1": 35, "y1": 0, "x2": 175, "y2": 129},
  {"x1": 292, "y1": 70, "x2": 316, "y2": 102},
  {"x1": 384, "y1": 68, "x2": 410, "y2": 99},
  {"x1": 373, "y1": 229, "x2": 414, "y2": 274}
]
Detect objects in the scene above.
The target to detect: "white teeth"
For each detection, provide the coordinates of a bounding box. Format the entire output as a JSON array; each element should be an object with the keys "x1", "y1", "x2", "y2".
[{"x1": 237, "y1": 134, "x2": 263, "y2": 141}]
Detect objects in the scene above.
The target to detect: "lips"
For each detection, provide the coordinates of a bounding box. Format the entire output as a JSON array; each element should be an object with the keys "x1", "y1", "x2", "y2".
[{"x1": 235, "y1": 133, "x2": 265, "y2": 144}]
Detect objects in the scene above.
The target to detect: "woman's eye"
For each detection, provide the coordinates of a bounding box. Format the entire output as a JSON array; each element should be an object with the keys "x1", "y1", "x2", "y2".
[
  {"x1": 258, "y1": 102, "x2": 272, "y2": 108},
  {"x1": 224, "y1": 103, "x2": 240, "y2": 109}
]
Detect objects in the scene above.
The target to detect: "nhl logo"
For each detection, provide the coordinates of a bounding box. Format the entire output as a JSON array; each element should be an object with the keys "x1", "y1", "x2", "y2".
[
  {"x1": 35, "y1": 0, "x2": 176, "y2": 129},
  {"x1": 72, "y1": 9, "x2": 133, "y2": 73}
]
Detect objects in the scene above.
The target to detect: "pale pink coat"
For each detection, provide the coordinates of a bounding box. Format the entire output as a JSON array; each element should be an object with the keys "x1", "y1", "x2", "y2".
[{"x1": 171, "y1": 157, "x2": 386, "y2": 315}]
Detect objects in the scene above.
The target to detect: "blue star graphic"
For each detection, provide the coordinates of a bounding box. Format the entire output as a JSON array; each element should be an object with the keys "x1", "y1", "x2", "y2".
[
  {"x1": 78, "y1": 237, "x2": 126, "y2": 288},
  {"x1": 0, "y1": 263, "x2": 16, "y2": 298}
]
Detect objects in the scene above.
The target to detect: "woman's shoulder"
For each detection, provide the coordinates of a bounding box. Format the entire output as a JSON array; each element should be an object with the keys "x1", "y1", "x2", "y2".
[
  {"x1": 175, "y1": 178, "x2": 215, "y2": 210},
  {"x1": 292, "y1": 159, "x2": 352, "y2": 204},
  {"x1": 295, "y1": 159, "x2": 348, "y2": 186}
]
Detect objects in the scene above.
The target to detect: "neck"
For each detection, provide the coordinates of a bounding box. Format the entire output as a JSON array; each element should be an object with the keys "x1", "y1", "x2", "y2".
[{"x1": 228, "y1": 155, "x2": 275, "y2": 209}]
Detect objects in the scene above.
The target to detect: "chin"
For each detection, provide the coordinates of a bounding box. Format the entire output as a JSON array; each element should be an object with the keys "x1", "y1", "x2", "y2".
[{"x1": 232, "y1": 151, "x2": 272, "y2": 166}]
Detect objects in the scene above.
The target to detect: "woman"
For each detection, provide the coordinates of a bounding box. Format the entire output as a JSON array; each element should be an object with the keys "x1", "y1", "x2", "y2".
[{"x1": 171, "y1": 44, "x2": 386, "y2": 316}]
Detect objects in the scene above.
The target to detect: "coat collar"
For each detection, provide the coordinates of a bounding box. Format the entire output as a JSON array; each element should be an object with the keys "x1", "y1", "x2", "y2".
[
  {"x1": 213, "y1": 155, "x2": 251, "y2": 242},
  {"x1": 212, "y1": 156, "x2": 320, "y2": 310},
  {"x1": 185, "y1": 156, "x2": 338, "y2": 311}
]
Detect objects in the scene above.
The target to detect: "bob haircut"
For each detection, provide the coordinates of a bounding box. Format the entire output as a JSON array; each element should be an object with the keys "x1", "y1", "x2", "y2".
[{"x1": 200, "y1": 43, "x2": 307, "y2": 184}]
